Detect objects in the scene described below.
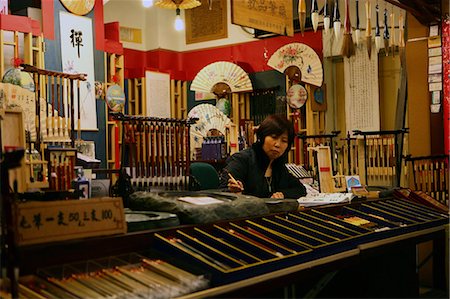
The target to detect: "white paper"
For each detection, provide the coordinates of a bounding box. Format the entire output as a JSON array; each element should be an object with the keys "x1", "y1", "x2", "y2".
[
  {"x1": 145, "y1": 70, "x2": 170, "y2": 118},
  {"x1": 178, "y1": 196, "x2": 224, "y2": 205},
  {"x1": 429, "y1": 82, "x2": 442, "y2": 92},
  {"x1": 297, "y1": 193, "x2": 354, "y2": 207}
]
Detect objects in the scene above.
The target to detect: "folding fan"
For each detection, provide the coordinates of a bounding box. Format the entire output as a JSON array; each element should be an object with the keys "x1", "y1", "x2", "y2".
[
  {"x1": 188, "y1": 104, "x2": 231, "y2": 152},
  {"x1": 190, "y1": 61, "x2": 253, "y2": 93},
  {"x1": 267, "y1": 43, "x2": 323, "y2": 87},
  {"x1": 154, "y1": 0, "x2": 201, "y2": 9}
]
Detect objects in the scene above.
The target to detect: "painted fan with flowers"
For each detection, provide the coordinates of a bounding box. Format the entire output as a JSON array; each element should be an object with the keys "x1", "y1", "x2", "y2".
[
  {"x1": 267, "y1": 43, "x2": 323, "y2": 87},
  {"x1": 190, "y1": 61, "x2": 253, "y2": 93}
]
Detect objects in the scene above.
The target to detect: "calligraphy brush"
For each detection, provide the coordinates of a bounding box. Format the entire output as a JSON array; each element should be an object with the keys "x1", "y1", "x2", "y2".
[
  {"x1": 298, "y1": 0, "x2": 307, "y2": 36},
  {"x1": 365, "y1": 0, "x2": 372, "y2": 58},
  {"x1": 333, "y1": 0, "x2": 341, "y2": 39},
  {"x1": 375, "y1": 4, "x2": 383, "y2": 53},
  {"x1": 355, "y1": 0, "x2": 361, "y2": 46},
  {"x1": 311, "y1": 0, "x2": 319, "y2": 32},
  {"x1": 323, "y1": 0, "x2": 330, "y2": 35},
  {"x1": 383, "y1": 7, "x2": 390, "y2": 56},
  {"x1": 398, "y1": 13, "x2": 405, "y2": 56},
  {"x1": 390, "y1": 8, "x2": 395, "y2": 57},
  {"x1": 341, "y1": 0, "x2": 355, "y2": 58}
]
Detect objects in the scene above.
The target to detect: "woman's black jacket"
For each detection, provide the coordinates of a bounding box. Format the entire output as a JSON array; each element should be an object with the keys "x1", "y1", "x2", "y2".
[{"x1": 219, "y1": 142, "x2": 306, "y2": 199}]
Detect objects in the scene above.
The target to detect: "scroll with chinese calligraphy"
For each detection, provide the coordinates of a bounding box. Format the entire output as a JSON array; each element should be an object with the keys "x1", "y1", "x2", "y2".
[{"x1": 231, "y1": 0, "x2": 293, "y2": 36}]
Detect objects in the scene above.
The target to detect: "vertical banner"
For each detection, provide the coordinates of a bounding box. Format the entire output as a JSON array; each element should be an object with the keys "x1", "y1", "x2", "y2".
[
  {"x1": 344, "y1": 46, "x2": 380, "y2": 135},
  {"x1": 59, "y1": 11, "x2": 98, "y2": 130},
  {"x1": 443, "y1": 18, "x2": 450, "y2": 154}
]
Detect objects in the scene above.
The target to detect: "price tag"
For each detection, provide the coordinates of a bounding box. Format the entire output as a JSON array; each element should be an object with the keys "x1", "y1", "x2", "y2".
[{"x1": 13, "y1": 197, "x2": 126, "y2": 245}]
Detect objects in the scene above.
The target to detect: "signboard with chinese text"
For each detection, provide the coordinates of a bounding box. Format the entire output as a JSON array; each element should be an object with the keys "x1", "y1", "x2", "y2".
[
  {"x1": 13, "y1": 197, "x2": 126, "y2": 245},
  {"x1": 231, "y1": 0, "x2": 293, "y2": 37}
]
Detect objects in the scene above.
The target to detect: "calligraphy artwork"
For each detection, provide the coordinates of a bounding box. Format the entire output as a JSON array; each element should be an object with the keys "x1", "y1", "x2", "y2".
[
  {"x1": 185, "y1": 0, "x2": 227, "y2": 44},
  {"x1": 344, "y1": 46, "x2": 380, "y2": 136},
  {"x1": 231, "y1": 0, "x2": 293, "y2": 36},
  {"x1": 59, "y1": 11, "x2": 97, "y2": 130}
]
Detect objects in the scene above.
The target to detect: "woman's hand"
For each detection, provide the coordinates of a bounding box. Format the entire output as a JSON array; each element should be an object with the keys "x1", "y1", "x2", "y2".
[
  {"x1": 271, "y1": 192, "x2": 284, "y2": 199},
  {"x1": 228, "y1": 178, "x2": 244, "y2": 193}
]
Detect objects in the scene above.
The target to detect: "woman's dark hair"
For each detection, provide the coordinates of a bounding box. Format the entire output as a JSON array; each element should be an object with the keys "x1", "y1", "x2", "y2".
[{"x1": 255, "y1": 114, "x2": 295, "y2": 149}]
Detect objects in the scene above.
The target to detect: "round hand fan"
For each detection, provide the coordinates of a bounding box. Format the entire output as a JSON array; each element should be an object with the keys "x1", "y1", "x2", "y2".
[
  {"x1": 106, "y1": 84, "x2": 125, "y2": 112},
  {"x1": 267, "y1": 43, "x2": 323, "y2": 87},
  {"x1": 188, "y1": 104, "x2": 231, "y2": 152},
  {"x1": 190, "y1": 61, "x2": 253, "y2": 93},
  {"x1": 287, "y1": 84, "x2": 308, "y2": 109}
]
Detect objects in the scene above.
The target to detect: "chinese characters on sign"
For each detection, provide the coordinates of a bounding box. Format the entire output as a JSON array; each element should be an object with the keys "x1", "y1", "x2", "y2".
[
  {"x1": 231, "y1": 0, "x2": 293, "y2": 36},
  {"x1": 70, "y1": 29, "x2": 83, "y2": 58},
  {"x1": 14, "y1": 198, "x2": 126, "y2": 245}
]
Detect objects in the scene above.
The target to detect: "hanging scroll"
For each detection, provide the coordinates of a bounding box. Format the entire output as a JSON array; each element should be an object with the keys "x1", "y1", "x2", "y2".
[
  {"x1": 231, "y1": 0, "x2": 293, "y2": 36},
  {"x1": 185, "y1": 0, "x2": 227, "y2": 44},
  {"x1": 344, "y1": 46, "x2": 380, "y2": 136},
  {"x1": 60, "y1": 11, "x2": 97, "y2": 130}
]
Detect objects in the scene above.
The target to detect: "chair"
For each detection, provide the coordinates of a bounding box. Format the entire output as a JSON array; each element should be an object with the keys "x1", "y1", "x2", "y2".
[{"x1": 189, "y1": 162, "x2": 220, "y2": 190}]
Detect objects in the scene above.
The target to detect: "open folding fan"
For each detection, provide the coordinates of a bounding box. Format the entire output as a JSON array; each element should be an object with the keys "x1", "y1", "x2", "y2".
[
  {"x1": 190, "y1": 61, "x2": 253, "y2": 93},
  {"x1": 188, "y1": 104, "x2": 231, "y2": 151},
  {"x1": 267, "y1": 43, "x2": 323, "y2": 87}
]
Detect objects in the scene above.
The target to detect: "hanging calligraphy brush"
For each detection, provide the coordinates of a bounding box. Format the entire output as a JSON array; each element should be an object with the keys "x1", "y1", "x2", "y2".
[
  {"x1": 398, "y1": 13, "x2": 405, "y2": 55},
  {"x1": 341, "y1": 0, "x2": 355, "y2": 58},
  {"x1": 383, "y1": 7, "x2": 390, "y2": 56},
  {"x1": 365, "y1": 0, "x2": 372, "y2": 58},
  {"x1": 323, "y1": 0, "x2": 330, "y2": 35},
  {"x1": 390, "y1": 8, "x2": 395, "y2": 57},
  {"x1": 311, "y1": 0, "x2": 319, "y2": 32},
  {"x1": 333, "y1": 0, "x2": 341, "y2": 39},
  {"x1": 375, "y1": 4, "x2": 383, "y2": 53},
  {"x1": 355, "y1": 0, "x2": 361, "y2": 46},
  {"x1": 299, "y1": 0, "x2": 307, "y2": 36}
]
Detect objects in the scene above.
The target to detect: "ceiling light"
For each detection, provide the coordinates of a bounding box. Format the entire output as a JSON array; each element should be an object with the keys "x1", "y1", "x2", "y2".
[
  {"x1": 143, "y1": 0, "x2": 153, "y2": 8},
  {"x1": 174, "y1": 8, "x2": 184, "y2": 31}
]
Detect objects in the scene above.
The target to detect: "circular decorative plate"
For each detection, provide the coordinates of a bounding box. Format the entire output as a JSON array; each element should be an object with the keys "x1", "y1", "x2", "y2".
[
  {"x1": 60, "y1": 0, "x2": 95, "y2": 15},
  {"x1": 106, "y1": 84, "x2": 125, "y2": 112},
  {"x1": 287, "y1": 84, "x2": 308, "y2": 109}
]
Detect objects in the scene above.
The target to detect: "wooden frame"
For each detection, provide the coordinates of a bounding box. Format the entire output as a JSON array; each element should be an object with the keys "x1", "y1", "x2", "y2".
[{"x1": 185, "y1": 0, "x2": 227, "y2": 44}]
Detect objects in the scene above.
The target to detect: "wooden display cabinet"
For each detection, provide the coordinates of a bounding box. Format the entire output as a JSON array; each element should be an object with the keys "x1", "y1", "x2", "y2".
[{"x1": 104, "y1": 52, "x2": 124, "y2": 171}]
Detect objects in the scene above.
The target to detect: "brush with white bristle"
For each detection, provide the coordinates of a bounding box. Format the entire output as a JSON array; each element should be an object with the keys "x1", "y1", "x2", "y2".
[
  {"x1": 355, "y1": 0, "x2": 361, "y2": 46},
  {"x1": 341, "y1": 0, "x2": 355, "y2": 58},
  {"x1": 311, "y1": 0, "x2": 319, "y2": 32},
  {"x1": 365, "y1": 0, "x2": 372, "y2": 58},
  {"x1": 390, "y1": 9, "x2": 395, "y2": 57},
  {"x1": 375, "y1": 4, "x2": 383, "y2": 53},
  {"x1": 333, "y1": 0, "x2": 341, "y2": 40},
  {"x1": 324, "y1": 0, "x2": 330, "y2": 35}
]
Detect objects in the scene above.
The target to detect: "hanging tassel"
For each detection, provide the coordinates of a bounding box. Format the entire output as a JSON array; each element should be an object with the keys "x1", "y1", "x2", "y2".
[
  {"x1": 341, "y1": 0, "x2": 355, "y2": 58},
  {"x1": 383, "y1": 8, "x2": 390, "y2": 56},
  {"x1": 12, "y1": 57, "x2": 24, "y2": 68},
  {"x1": 365, "y1": 0, "x2": 372, "y2": 58},
  {"x1": 333, "y1": 0, "x2": 341, "y2": 40},
  {"x1": 111, "y1": 74, "x2": 120, "y2": 84}
]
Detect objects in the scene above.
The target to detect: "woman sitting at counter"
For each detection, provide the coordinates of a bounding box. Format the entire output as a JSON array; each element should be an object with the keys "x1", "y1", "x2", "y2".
[{"x1": 220, "y1": 114, "x2": 306, "y2": 199}]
